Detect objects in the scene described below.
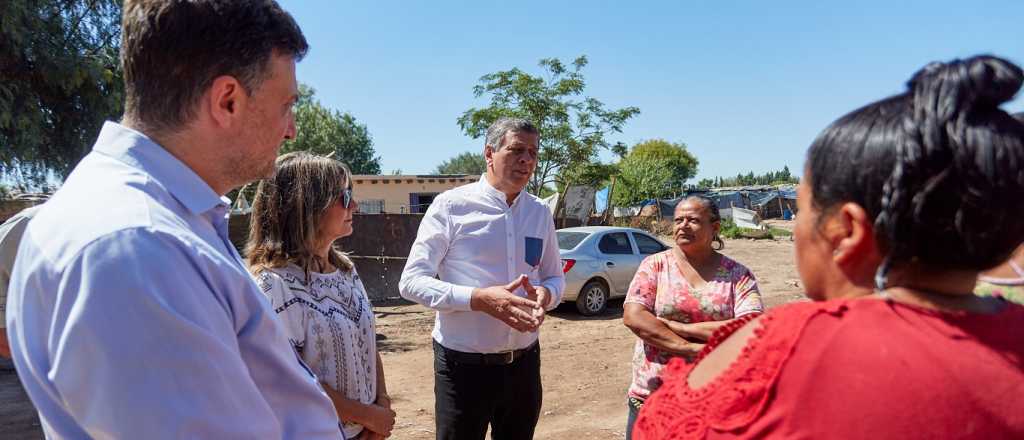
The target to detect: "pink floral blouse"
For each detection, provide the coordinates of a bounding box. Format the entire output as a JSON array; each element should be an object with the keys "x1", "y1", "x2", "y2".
[{"x1": 625, "y1": 251, "x2": 764, "y2": 400}]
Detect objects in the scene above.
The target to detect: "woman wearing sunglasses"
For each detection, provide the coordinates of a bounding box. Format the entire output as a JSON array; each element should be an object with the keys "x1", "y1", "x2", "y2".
[{"x1": 247, "y1": 152, "x2": 394, "y2": 440}]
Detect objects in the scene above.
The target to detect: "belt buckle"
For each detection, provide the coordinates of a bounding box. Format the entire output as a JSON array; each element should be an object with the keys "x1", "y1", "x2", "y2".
[{"x1": 501, "y1": 350, "x2": 515, "y2": 365}]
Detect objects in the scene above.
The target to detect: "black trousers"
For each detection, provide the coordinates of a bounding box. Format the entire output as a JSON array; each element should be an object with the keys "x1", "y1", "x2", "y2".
[{"x1": 433, "y1": 341, "x2": 543, "y2": 440}]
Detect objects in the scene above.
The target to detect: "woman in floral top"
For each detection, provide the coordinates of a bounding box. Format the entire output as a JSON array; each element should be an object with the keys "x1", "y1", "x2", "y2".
[
  {"x1": 622, "y1": 196, "x2": 764, "y2": 439},
  {"x1": 974, "y1": 114, "x2": 1024, "y2": 305},
  {"x1": 975, "y1": 245, "x2": 1024, "y2": 305}
]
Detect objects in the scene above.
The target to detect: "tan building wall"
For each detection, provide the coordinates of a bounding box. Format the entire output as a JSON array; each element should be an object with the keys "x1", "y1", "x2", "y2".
[{"x1": 351, "y1": 174, "x2": 479, "y2": 214}]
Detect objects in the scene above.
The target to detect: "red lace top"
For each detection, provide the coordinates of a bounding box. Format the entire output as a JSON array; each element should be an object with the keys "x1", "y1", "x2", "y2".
[{"x1": 633, "y1": 298, "x2": 1024, "y2": 439}]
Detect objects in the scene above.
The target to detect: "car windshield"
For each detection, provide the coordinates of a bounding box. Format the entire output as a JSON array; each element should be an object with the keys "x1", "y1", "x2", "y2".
[{"x1": 557, "y1": 231, "x2": 590, "y2": 250}]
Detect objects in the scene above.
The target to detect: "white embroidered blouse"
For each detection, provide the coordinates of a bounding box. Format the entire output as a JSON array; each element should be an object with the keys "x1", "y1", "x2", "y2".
[{"x1": 257, "y1": 264, "x2": 377, "y2": 439}]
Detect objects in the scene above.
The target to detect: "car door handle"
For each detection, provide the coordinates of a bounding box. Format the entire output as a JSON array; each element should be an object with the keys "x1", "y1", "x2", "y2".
[{"x1": 606, "y1": 261, "x2": 615, "y2": 267}]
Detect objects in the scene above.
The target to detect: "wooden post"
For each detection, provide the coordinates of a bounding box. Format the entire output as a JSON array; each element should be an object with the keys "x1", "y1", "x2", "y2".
[
  {"x1": 555, "y1": 185, "x2": 567, "y2": 229},
  {"x1": 604, "y1": 175, "x2": 617, "y2": 225}
]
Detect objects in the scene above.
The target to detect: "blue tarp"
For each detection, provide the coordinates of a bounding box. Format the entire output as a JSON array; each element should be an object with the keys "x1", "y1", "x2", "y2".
[
  {"x1": 594, "y1": 186, "x2": 610, "y2": 214},
  {"x1": 711, "y1": 191, "x2": 746, "y2": 209},
  {"x1": 750, "y1": 189, "x2": 797, "y2": 207},
  {"x1": 615, "y1": 187, "x2": 797, "y2": 218}
]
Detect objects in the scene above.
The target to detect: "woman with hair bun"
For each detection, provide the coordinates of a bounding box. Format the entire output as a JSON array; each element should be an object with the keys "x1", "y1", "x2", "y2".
[{"x1": 633, "y1": 55, "x2": 1024, "y2": 439}]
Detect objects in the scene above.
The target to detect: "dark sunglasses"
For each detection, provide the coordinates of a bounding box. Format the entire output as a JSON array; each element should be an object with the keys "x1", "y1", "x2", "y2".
[{"x1": 340, "y1": 187, "x2": 353, "y2": 209}]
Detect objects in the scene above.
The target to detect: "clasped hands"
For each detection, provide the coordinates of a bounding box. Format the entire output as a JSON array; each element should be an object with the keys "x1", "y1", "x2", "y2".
[{"x1": 471, "y1": 274, "x2": 551, "y2": 332}]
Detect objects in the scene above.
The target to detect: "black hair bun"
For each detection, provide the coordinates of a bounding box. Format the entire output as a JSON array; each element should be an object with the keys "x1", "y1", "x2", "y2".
[
  {"x1": 808, "y1": 54, "x2": 1024, "y2": 273},
  {"x1": 908, "y1": 56, "x2": 1023, "y2": 116}
]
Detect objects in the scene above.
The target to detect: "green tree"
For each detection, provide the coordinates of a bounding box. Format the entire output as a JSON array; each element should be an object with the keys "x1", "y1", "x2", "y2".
[
  {"x1": 612, "y1": 139, "x2": 698, "y2": 205},
  {"x1": 612, "y1": 155, "x2": 675, "y2": 206},
  {"x1": 773, "y1": 165, "x2": 793, "y2": 184},
  {"x1": 434, "y1": 151, "x2": 486, "y2": 175},
  {"x1": 282, "y1": 84, "x2": 381, "y2": 174},
  {"x1": 457, "y1": 56, "x2": 639, "y2": 194},
  {"x1": 629, "y1": 139, "x2": 698, "y2": 186},
  {"x1": 555, "y1": 141, "x2": 628, "y2": 190},
  {"x1": 710, "y1": 167, "x2": 799, "y2": 187},
  {"x1": 1, "y1": 0, "x2": 124, "y2": 184}
]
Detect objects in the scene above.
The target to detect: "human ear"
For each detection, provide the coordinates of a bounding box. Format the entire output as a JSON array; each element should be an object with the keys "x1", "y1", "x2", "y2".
[
  {"x1": 484, "y1": 146, "x2": 495, "y2": 168},
  {"x1": 207, "y1": 75, "x2": 246, "y2": 128},
  {"x1": 830, "y1": 202, "x2": 879, "y2": 269}
]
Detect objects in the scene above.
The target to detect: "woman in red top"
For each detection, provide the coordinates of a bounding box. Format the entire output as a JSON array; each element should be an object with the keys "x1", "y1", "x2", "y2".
[{"x1": 634, "y1": 55, "x2": 1024, "y2": 439}]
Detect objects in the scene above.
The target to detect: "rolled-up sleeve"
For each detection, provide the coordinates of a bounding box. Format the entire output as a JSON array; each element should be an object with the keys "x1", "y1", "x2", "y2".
[
  {"x1": 539, "y1": 217, "x2": 565, "y2": 310},
  {"x1": 41, "y1": 228, "x2": 286, "y2": 438},
  {"x1": 399, "y1": 197, "x2": 475, "y2": 312}
]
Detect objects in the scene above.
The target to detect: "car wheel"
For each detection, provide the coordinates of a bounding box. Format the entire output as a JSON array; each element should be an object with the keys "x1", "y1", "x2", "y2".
[{"x1": 576, "y1": 280, "x2": 609, "y2": 316}]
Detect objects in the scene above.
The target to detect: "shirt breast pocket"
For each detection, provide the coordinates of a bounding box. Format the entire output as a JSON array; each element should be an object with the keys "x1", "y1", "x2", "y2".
[{"x1": 524, "y1": 236, "x2": 543, "y2": 268}]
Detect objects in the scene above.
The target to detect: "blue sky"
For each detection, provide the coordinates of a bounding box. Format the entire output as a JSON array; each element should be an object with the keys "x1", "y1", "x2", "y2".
[{"x1": 279, "y1": 0, "x2": 1024, "y2": 181}]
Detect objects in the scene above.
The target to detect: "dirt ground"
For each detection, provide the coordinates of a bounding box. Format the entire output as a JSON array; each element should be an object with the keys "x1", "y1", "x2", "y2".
[
  {"x1": 0, "y1": 231, "x2": 804, "y2": 439},
  {"x1": 377, "y1": 234, "x2": 805, "y2": 440}
]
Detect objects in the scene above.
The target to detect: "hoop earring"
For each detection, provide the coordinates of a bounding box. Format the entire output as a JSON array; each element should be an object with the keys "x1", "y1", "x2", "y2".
[
  {"x1": 874, "y1": 255, "x2": 892, "y2": 295},
  {"x1": 712, "y1": 235, "x2": 724, "y2": 251}
]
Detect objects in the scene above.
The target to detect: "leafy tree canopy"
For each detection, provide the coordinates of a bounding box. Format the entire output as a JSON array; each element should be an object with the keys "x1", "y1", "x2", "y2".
[
  {"x1": 611, "y1": 139, "x2": 698, "y2": 206},
  {"x1": 612, "y1": 155, "x2": 676, "y2": 207},
  {"x1": 696, "y1": 165, "x2": 799, "y2": 188},
  {"x1": 0, "y1": 0, "x2": 124, "y2": 185},
  {"x1": 281, "y1": 84, "x2": 381, "y2": 174},
  {"x1": 630, "y1": 139, "x2": 698, "y2": 184},
  {"x1": 434, "y1": 151, "x2": 486, "y2": 175},
  {"x1": 457, "y1": 56, "x2": 639, "y2": 195}
]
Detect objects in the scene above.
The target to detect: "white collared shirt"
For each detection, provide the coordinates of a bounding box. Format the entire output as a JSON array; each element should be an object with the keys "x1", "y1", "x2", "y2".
[{"x1": 399, "y1": 176, "x2": 565, "y2": 353}]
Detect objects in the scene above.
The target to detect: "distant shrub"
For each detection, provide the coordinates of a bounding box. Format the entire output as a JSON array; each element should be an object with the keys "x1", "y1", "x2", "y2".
[
  {"x1": 719, "y1": 218, "x2": 743, "y2": 239},
  {"x1": 612, "y1": 216, "x2": 784, "y2": 241},
  {"x1": 720, "y1": 218, "x2": 774, "y2": 240},
  {"x1": 611, "y1": 216, "x2": 674, "y2": 236}
]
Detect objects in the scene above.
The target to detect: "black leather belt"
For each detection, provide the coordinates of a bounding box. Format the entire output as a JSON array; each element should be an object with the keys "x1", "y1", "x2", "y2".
[{"x1": 435, "y1": 340, "x2": 538, "y2": 366}]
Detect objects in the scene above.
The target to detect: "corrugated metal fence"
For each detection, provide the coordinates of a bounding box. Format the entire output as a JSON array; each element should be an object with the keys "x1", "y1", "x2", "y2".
[{"x1": 229, "y1": 213, "x2": 422, "y2": 302}]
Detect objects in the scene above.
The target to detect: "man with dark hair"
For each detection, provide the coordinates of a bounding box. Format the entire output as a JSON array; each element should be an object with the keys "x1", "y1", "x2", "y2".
[
  {"x1": 400, "y1": 117, "x2": 565, "y2": 439},
  {"x1": 5, "y1": 1, "x2": 343, "y2": 438}
]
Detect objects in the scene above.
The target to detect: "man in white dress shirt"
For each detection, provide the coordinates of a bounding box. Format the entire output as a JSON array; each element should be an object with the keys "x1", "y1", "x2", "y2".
[{"x1": 400, "y1": 117, "x2": 566, "y2": 440}]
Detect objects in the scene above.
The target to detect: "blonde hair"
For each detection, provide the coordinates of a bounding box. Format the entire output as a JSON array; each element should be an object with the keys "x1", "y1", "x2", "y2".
[{"x1": 246, "y1": 152, "x2": 354, "y2": 281}]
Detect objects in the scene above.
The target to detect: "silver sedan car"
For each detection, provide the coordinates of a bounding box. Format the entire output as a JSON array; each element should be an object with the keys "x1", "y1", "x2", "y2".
[{"x1": 557, "y1": 226, "x2": 670, "y2": 315}]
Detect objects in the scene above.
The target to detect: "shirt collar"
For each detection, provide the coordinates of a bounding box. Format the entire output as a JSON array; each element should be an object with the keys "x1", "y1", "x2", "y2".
[
  {"x1": 477, "y1": 174, "x2": 526, "y2": 208},
  {"x1": 92, "y1": 121, "x2": 228, "y2": 216}
]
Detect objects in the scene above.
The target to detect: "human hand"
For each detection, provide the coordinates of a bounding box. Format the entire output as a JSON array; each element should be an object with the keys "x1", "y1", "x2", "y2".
[
  {"x1": 682, "y1": 342, "x2": 706, "y2": 361},
  {"x1": 521, "y1": 277, "x2": 551, "y2": 328},
  {"x1": 360, "y1": 403, "x2": 396, "y2": 438},
  {"x1": 376, "y1": 394, "x2": 392, "y2": 409},
  {"x1": 471, "y1": 275, "x2": 540, "y2": 332}
]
